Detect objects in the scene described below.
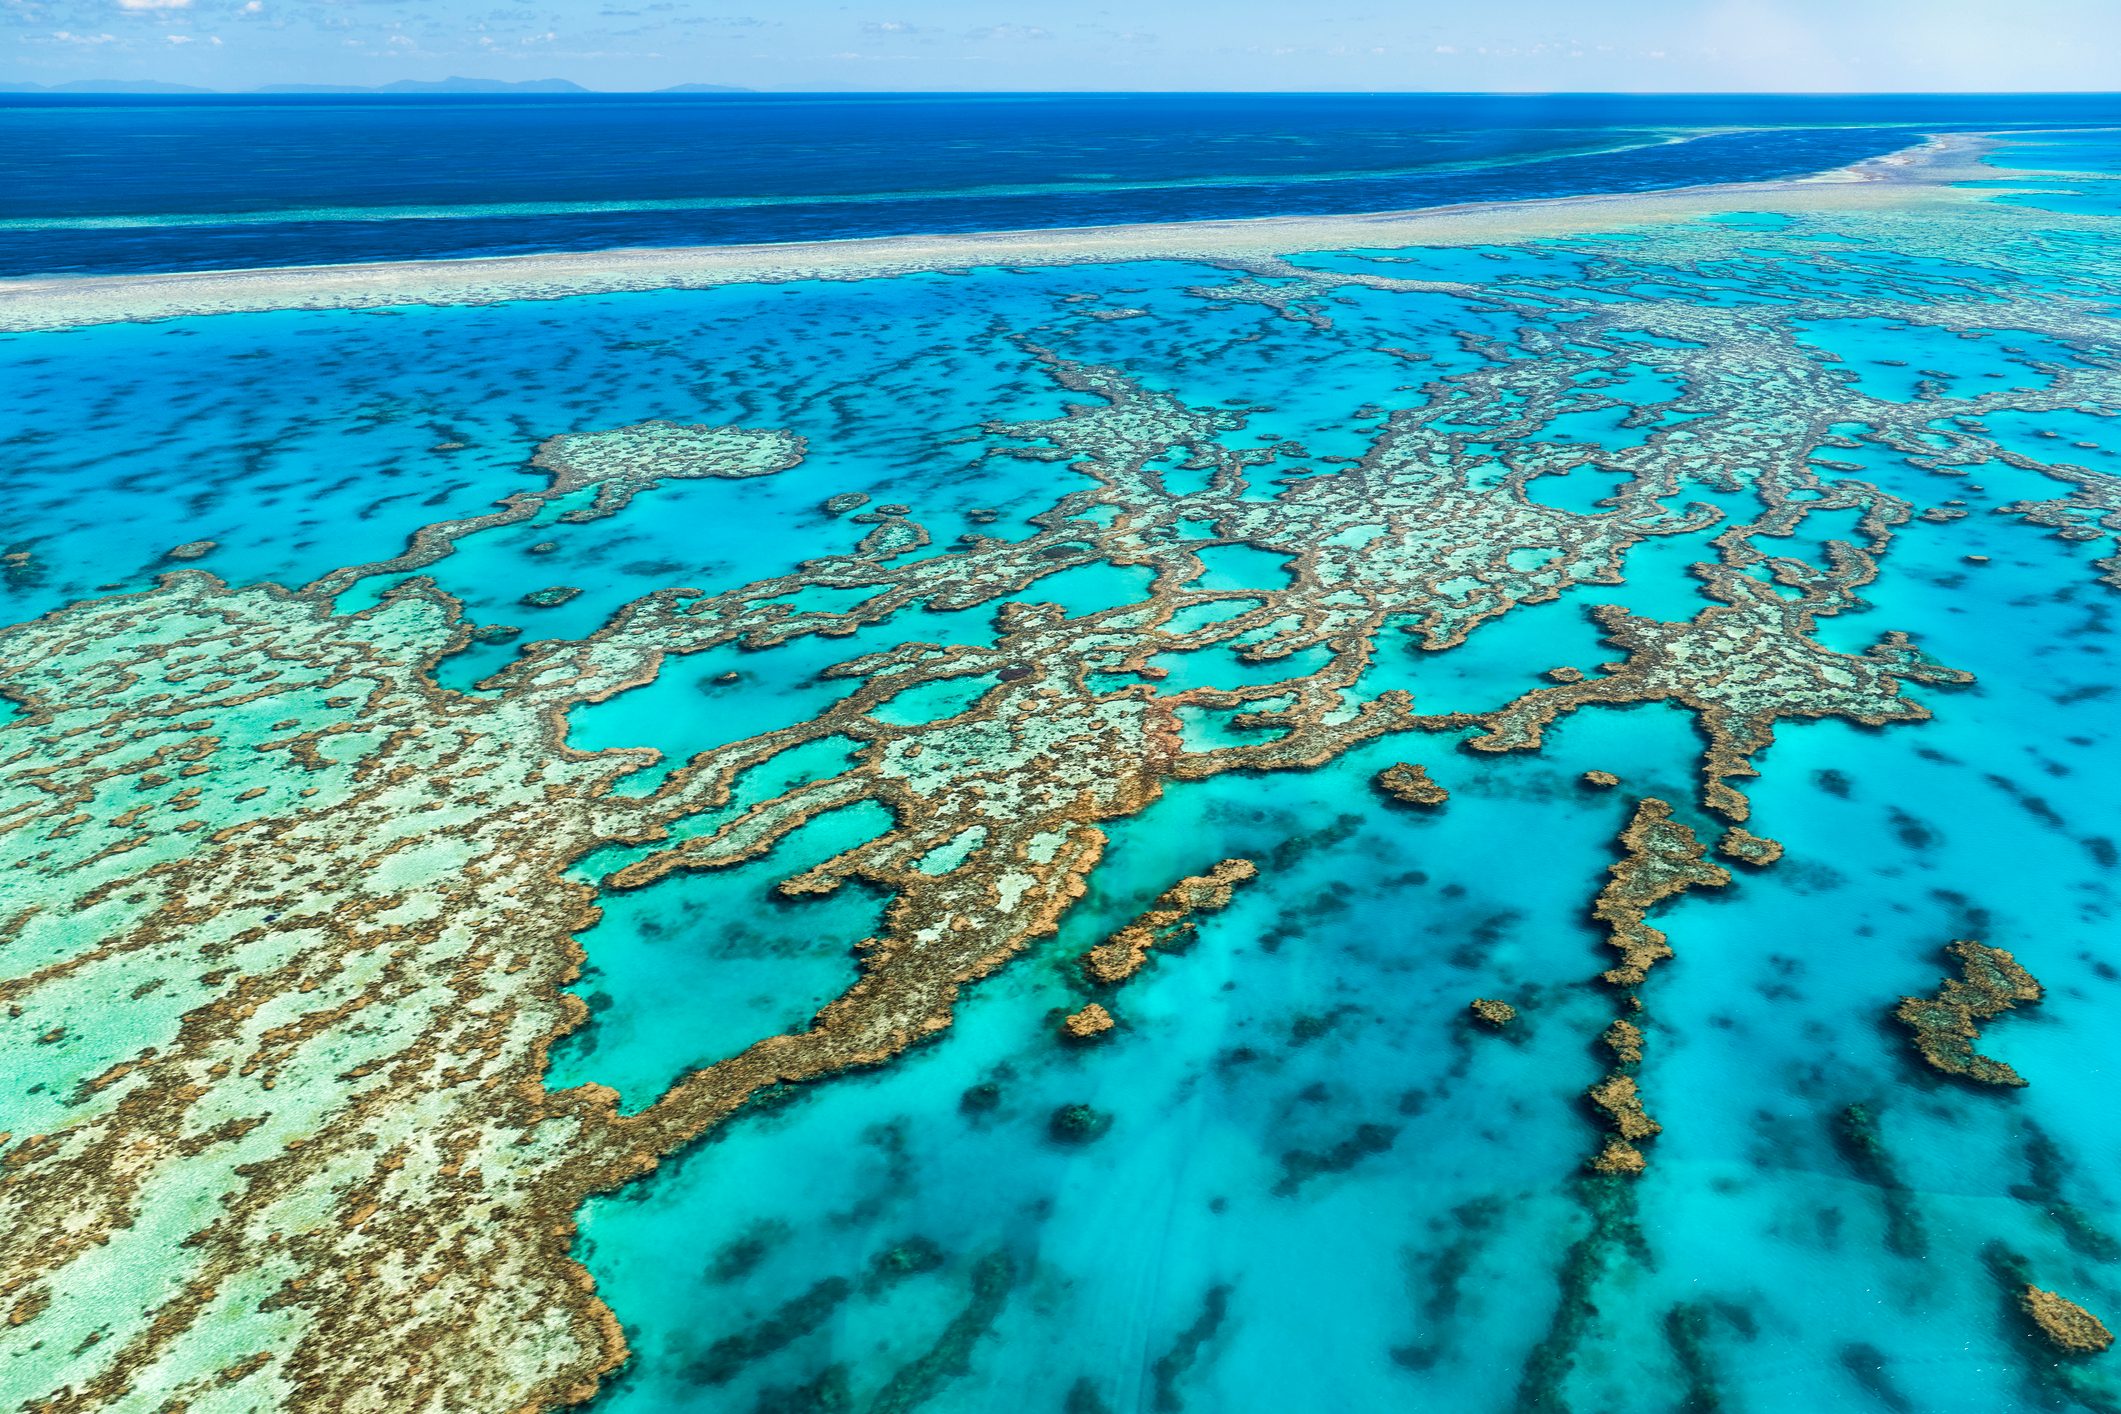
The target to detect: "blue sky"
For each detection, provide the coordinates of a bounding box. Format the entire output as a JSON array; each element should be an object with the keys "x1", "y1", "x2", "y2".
[{"x1": 6, "y1": 0, "x2": 2119, "y2": 90}]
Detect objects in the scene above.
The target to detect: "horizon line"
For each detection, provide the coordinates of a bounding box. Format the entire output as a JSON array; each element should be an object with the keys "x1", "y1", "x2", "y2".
[{"x1": 8, "y1": 85, "x2": 2121, "y2": 97}]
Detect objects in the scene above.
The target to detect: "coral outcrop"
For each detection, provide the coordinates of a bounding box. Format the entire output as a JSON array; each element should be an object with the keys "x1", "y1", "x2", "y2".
[
  {"x1": 2022, "y1": 1286, "x2": 2114, "y2": 1355},
  {"x1": 1470, "y1": 998, "x2": 1518, "y2": 1028},
  {"x1": 1081, "y1": 859, "x2": 1258, "y2": 986},
  {"x1": 1895, "y1": 941, "x2": 2043, "y2": 1086},
  {"x1": 1591, "y1": 799, "x2": 1731, "y2": 989},
  {"x1": 1590, "y1": 1138, "x2": 1647, "y2": 1177},
  {"x1": 1377, "y1": 762, "x2": 1449, "y2": 806},
  {"x1": 1062, "y1": 1004, "x2": 1116, "y2": 1041},
  {"x1": 1587, "y1": 1074, "x2": 1662, "y2": 1142},
  {"x1": 1602, "y1": 1019, "x2": 1644, "y2": 1067}
]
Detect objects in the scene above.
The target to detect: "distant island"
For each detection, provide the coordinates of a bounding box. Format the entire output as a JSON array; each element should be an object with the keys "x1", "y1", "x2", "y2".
[{"x1": 0, "y1": 77, "x2": 751, "y2": 95}]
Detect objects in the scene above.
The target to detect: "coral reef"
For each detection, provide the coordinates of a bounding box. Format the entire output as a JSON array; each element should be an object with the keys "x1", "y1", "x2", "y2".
[
  {"x1": 1062, "y1": 1003, "x2": 1116, "y2": 1042},
  {"x1": 1592, "y1": 799, "x2": 1730, "y2": 989},
  {"x1": 1376, "y1": 762, "x2": 1449, "y2": 807},
  {"x1": 1718, "y1": 826, "x2": 1784, "y2": 867},
  {"x1": 0, "y1": 577, "x2": 651, "y2": 1412},
  {"x1": 1150, "y1": 1284, "x2": 1233, "y2": 1411},
  {"x1": 1835, "y1": 1103, "x2": 1927, "y2": 1259},
  {"x1": 310, "y1": 419, "x2": 804, "y2": 595},
  {"x1": 1390, "y1": 1196, "x2": 1505, "y2": 1371},
  {"x1": 2014, "y1": 1123, "x2": 2121, "y2": 1262},
  {"x1": 1469, "y1": 997, "x2": 1517, "y2": 1028},
  {"x1": 1276, "y1": 1122, "x2": 1400, "y2": 1196},
  {"x1": 1048, "y1": 1104, "x2": 1113, "y2": 1145},
  {"x1": 1512, "y1": 1175, "x2": 1650, "y2": 1412},
  {"x1": 2022, "y1": 1286, "x2": 2115, "y2": 1355},
  {"x1": 1564, "y1": 801, "x2": 1722, "y2": 1175},
  {"x1": 1455, "y1": 563, "x2": 1970, "y2": 822},
  {"x1": 1589, "y1": 1138, "x2": 1647, "y2": 1177},
  {"x1": 1587, "y1": 1074, "x2": 1662, "y2": 1142},
  {"x1": 1895, "y1": 940, "x2": 2044, "y2": 1086},
  {"x1": 1081, "y1": 859, "x2": 1259, "y2": 986},
  {"x1": 1601, "y1": 1019, "x2": 1644, "y2": 1067},
  {"x1": 522, "y1": 585, "x2": 583, "y2": 608}
]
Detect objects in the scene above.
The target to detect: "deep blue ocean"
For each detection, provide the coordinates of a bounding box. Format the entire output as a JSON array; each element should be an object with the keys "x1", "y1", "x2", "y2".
[{"x1": 5, "y1": 92, "x2": 2120, "y2": 275}]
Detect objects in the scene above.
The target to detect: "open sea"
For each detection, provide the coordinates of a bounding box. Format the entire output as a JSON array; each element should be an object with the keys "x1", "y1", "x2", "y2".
[
  {"x1": 3, "y1": 93, "x2": 2120, "y2": 273},
  {"x1": 4, "y1": 94, "x2": 2121, "y2": 1414}
]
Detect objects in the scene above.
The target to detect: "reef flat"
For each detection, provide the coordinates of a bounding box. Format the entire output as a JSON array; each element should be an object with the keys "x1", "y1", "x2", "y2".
[{"x1": 4, "y1": 127, "x2": 2121, "y2": 1413}]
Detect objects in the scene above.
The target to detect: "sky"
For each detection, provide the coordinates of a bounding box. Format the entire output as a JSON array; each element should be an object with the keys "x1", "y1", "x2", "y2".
[{"x1": 5, "y1": 0, "x2": 2120, "y2": 91}]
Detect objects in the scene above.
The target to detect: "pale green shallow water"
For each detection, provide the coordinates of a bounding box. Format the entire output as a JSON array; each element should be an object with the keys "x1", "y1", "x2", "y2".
[{"x1": 5, "y1": 132, "x2": 2121, "y2": 1414}]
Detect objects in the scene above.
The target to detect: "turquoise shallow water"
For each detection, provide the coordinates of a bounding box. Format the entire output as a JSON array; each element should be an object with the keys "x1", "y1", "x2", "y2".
[{"x1": 6, "y1": 128, "x2": 2121, "y2": 1413}]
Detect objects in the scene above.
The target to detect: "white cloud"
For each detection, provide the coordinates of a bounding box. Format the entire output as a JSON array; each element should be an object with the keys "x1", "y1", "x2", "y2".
[
  {"x1": 116, "y1": 0, "x2": 192, "y2": 10},
  {"x1": 165, "y1": 32, "x2": 191, "y2": 42},
  {"x1": 51, "y1": 29, "x2": 118, "y2": 42}
]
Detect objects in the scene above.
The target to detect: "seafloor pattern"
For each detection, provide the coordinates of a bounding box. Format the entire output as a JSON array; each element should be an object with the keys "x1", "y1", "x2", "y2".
[{"x1": 5, "y1": 134, "x2": 2121, "y2": 1413}]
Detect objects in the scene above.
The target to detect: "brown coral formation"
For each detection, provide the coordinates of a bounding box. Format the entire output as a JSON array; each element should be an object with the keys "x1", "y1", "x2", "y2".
[
  {"x1": 2022, "y1": 1286, "x2": 2115, "y2": 1354},
  {"x1": 1469, "y1": 998, "x2": 1517, "y2": 1028},
  {"x1": 1566, "y1": 801, "x2": 1724, "y2": 1179},
  {"x1": 0, "y1": 579, "x2": 647, "y2": 1413},
  {"x1": 1717, "y1": 825, "x2": 1784, "y2": 867},
  {"x1": 1587, "y1": 1074, "x2": 1662, "y2": 1142},
  {"x1": 1376, "y1": 762, "x2": 1449, "y2": 807},
  {"x1": 1081, "y1": 859, "x2": 1259, "y2": 986},
  {"x1": 1451, "y1": 556, "x2": 1970, "y2": 823},
  {"x1": 1591, "y1": 799, "x2": 1731, "y2": 989},
  {"x1": 163, "y1": 539, "x2": 216, "y2": 561},
  {"x1": 1582, "y1": 769, "x2": 1621, "y2": 789},
  {"x1": 1895, "y1": 940, "x2": 2044, "y2": 1086},
  {"x1": 1602, "y1": 1019, "x2": 1644, "y2": 1067},
  {"x1": 521, "y1": 585, "x2": 583, "y2": 608},
  {"x1": 1062, "y1": 1003, "x2": 1116, "y2": 1041},
  {"x1": 2000, "y1": 473, "x2": 2121, "y2": 589},
  {"x1": 1589, "y1": 1138, "x2": 1647, "y2": 1177}
]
